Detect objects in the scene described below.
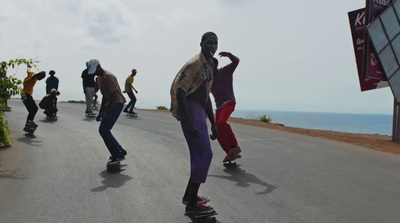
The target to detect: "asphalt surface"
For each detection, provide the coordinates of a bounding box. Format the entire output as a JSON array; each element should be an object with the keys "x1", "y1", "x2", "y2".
[{"x1": 1, "y1": 99, "x2": 400, "y2": 223}]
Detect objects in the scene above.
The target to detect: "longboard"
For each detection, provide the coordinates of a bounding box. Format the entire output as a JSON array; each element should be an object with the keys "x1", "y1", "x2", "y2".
[
  {"x1": 85, "y1": 114, "x2": 96, "y2": 118},
  {"x1": 223, "y1": 155, "x2": 241, "y2": 167},
  {"x1": 126, "y1": 113, "x2": 137, "y2": 117},
  {"x1": 24, "y1": 128, "x2": 35, "y2": 136},
  {"x1": 185, "y1": 211, "x2": 218, "y2": 223},
  {"x1": 46, "y1": 116, "x2": 58, "y2": 121},
  {"x1": 106, "y1": 159, "x2": 121, "y2": 172}
]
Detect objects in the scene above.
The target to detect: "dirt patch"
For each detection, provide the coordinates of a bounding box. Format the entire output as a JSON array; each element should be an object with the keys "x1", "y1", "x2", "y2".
[{"x1": 229, "y1": 117, "x2": 400, "y2": 154}]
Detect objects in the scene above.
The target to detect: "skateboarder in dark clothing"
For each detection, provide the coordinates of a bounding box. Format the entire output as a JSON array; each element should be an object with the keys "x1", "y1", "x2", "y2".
[
  {"x1": 81, "y1": 66, "x2": 96, "y2": 116},
  {"x1": 39, "y1": 88, "x2": 60, "y2": 118},
  {"x1": 46, "y1": 70, "x2": 59, "y2": 94},
  {"x1": 87, "y1": 59, "x2": 127, "y2": 164},
  {"x1": 170, "y1": 32, "x2": 218, "y2": 214}
]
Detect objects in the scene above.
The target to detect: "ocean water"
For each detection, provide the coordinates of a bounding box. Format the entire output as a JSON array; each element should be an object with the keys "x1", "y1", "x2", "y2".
[{"x1": 232, "y1": 110, "x2": 393, "y2": 136}]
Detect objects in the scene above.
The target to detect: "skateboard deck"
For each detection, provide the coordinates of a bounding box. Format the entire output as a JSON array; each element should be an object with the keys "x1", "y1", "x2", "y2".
[
  {"x1": 85, "y1": 113, "x2": 96, "y2": 118},
  {"x1": 186, "y1": 211, "x2": 218, "y2": 223},
  {"x1": 24, "y1": 129, "x2": 35, "y2": 136},
  {"x1": 126, "y1": 113, "x2": 137, "y2": 117},
  {"x1": 46, "y1": 116, "x2": 58, "y2": 121},
  {"x1": 223, "y1": 154, "x2": 241, "y2": 167},
  {"x1": 106, "y1": 161, "x2": 121, "y2": 172},
  {"x1": 23, "y1": 125, "x2": 36, "y2": 136}
]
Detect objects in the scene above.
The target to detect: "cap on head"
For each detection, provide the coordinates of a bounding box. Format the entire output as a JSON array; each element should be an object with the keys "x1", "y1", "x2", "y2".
[
  {"x1": 87, "y1": 59, "x2": 100, "y2": 75},
  {"x1": 49, "y1": 70, "x2": 55, "y2": 75},
  {"x1": 132, "y1": 69, "x2": 137, "y2": 73}
]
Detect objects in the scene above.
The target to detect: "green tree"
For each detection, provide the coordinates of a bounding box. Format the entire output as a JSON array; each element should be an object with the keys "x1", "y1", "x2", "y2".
[{"x1": 0, "y1": 59, "x2": 39, "y2": 147}]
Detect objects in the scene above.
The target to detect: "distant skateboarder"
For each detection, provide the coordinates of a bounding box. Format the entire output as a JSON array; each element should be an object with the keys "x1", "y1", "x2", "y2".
[
  {"x1": 22, "y1": 66, "x2": 45, "y2": 132},
  {"x1": 39, "y1": 88, "x2": 60, "y2": 120},
  {"x1": 123, "y1": 69, "x2": 139, "y2": 116},
  {"x1": 81, "y1": 65, "x2": 96, "y2": 116}
]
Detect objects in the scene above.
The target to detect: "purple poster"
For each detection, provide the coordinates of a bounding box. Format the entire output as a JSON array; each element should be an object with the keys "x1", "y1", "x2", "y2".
[
  {"x1": 363, "y1": 0, "x2": 393, "y2": 80},
  {"x1": 348, "y1": 8, "x2": 389, "y2": 91}
]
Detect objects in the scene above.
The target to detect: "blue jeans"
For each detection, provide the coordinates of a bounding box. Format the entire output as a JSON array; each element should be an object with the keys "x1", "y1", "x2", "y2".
[{"x1": 99, "y1": 103, "x2": 125, "y2": 158}]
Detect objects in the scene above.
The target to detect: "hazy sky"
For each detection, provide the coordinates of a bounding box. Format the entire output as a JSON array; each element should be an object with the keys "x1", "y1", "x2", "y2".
[{"x1": 1, "y1": 0, "x2": 395, "y2": 114}]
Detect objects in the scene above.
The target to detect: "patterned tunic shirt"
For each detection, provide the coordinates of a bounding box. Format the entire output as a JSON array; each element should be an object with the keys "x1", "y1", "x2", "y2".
[{"x1": 170, "y1": 52, "x2": 215, "y2": 120}]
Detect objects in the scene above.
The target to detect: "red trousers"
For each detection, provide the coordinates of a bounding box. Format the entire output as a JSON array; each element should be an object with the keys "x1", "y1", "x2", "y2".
[{"x1": 215, "y1": 101, "x2": 238, "y2": 154}]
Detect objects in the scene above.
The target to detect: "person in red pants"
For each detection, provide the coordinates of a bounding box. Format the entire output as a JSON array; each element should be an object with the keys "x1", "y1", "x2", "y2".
[{"x1": 211, "y1": 52, "x2": 241, "y2": 162}]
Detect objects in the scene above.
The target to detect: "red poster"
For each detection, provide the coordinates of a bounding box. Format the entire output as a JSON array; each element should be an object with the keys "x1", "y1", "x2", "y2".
[{"x1": 348, "y1": 8, "x2": 389, "y2": 91}]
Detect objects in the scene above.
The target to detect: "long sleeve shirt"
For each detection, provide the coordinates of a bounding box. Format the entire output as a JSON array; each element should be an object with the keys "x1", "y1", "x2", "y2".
[{"x1": 211, "y1": 53, "x2": 239, "y2": 109}]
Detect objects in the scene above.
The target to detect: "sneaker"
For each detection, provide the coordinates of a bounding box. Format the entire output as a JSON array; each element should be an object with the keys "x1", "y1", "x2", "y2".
[
  {"x1": 108, "y1": 150, "x2": 127, "y2": 161},
  {"x1": 185, "y1": 202, "x2": 215, "y2": 214},
  {"x1": 182, "y1": 195, "x2": 210, "y2": 205},
  {"x1": 223, "y1": 147, "x2": 241, "y2": 162},
  {"x1": 228, "y1": 146, "x2": 241, "y2": 156},
  {"x1": 27, "y1": 121, "x2": 38, "y2": 129},
  {"x1": 108, "y1": 156, "x2": 125, "y2": 164},
  {"x1": 23, "y1": 126, "x2": 34, "y2": 132}
]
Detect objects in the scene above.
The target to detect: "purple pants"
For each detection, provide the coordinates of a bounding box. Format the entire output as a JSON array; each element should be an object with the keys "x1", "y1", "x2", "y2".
[{"x1": 179, "y1": 101, "x2": 213, "y2": 183}]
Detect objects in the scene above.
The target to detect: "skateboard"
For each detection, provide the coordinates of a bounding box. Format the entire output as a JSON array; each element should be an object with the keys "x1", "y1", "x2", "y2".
[
  {"x1": 85, "y1": 113, "x2": 96, "y2": 118},
  {"x1": 23, "y1": 127, "x2": 35, "y2": 136},
  {"x1": 106, "y1": 159, "x2": 121, "y2": 172},
  {"x1": 46, "y1": 115, "x2": 58, "y2": 121},
  {"x1": 126, "y1": 112, "x2": 137, "y2": 117},
  {"x1": 185, "y1": 210, "x2": 218, "y2": 223},
  {"x1": 223, "y1": 154, "x2": 241, "y2": 167}
]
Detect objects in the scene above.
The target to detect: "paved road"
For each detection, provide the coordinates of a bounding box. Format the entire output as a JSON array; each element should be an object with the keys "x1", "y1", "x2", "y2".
[{"x1": 1, "y1": 99, "x2": 400, "y2": 223}]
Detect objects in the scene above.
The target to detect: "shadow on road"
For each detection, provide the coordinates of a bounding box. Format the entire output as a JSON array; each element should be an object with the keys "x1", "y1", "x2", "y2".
[
  {"x1": 82, "y1": 117, "x2": 97, "y2": 122},
  {"x1": 209, "y1": 166, "x2": 276, "y2": 195},
  {"x1": 17, "y1": 135, "x2": 42, "y2": 147},
  {"x1": 90, "y1": 167, "x2": 132, "y2": 192}
]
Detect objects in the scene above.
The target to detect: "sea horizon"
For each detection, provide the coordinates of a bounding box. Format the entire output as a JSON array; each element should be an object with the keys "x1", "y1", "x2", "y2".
[{"x1": 232, "y1": 109, "x2": 393, "y2": 136}]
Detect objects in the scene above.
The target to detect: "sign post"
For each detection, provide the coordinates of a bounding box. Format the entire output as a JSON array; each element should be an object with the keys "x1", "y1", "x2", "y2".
[
  {"x1": 393, "y1": 100, "x2": 400, "y2": 141},
  {"x1": 366, "y1": 0, "x2": 400, "y2": 141}
]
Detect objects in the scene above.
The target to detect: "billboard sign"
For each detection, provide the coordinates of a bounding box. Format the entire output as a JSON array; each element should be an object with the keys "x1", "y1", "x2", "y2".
[
  {"x1": 348, "y1": 8, "x2": 389, "y2": 91},
  {"x1": 367, "y1": 0, "x2": 400, "y2": 103},
  {"x1": 363, "y1": 0, "x2": 393, "y2": 80}
]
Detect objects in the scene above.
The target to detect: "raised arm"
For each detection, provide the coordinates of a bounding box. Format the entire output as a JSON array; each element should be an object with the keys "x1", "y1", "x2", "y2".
[{"x1": 219, "y1": 52, "x2": 239, "y2": 65}]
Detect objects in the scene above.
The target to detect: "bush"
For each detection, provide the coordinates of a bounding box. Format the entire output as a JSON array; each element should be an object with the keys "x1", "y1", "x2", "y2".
[
  {"x1": 156, "y1": 105, "x2": 168, "y2": 110},
  {"x1": 0, "y1": 59, "x2": 39, "y2": 147},
  {"x1": 258, "y1": 114, "x2": 272, "y2": 123}
]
